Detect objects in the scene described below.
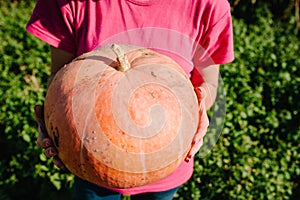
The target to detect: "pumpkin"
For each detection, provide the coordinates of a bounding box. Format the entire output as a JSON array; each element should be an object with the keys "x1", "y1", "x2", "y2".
[{"x1": 44, "y1": 44, "x2": 199, "y2": 188}]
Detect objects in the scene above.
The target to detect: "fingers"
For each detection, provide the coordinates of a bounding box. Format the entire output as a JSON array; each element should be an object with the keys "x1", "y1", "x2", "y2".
[
  {"x1": 185, "y1": 87, "x2": 209, "y2": 163},
  {"x1": 185, "y1": 138, "x2": 204, "y2": 162},
  {"x1": 38, "y1": 136, "x2": 65, "y2": 169},
  {"x1": 34, "y1": 105, "x2": 53, "y2": 150},
  {"x1": 36, "y1": 126, "x2": 51, "y2": 146},
  {"x1": 44, "y1": 146, "x2": 57, "y2": 158},
  {"x1": 34, "y1": 105, "x2": 49, "y2": 142},
  {"x1": 44, "y1": 147, "x2": 65, "y2": 169},
  {"x1": 34, "y1": 105, "x2": 44, "y2": 124},
  {"x1": 185, "y1": 121, "x2": 207, "y2": 163},
  {"x1": 34, "y1": 105, "x2": 65, "y2": 169},
  {"x1": 194, "y1": 87, "x2": 207, "y2": 106},
  {"x1": 197, "y1": 103, "x2": 209, "y2": 138},
  {"x1": 53, "y1": 157, "x2": 65, "y2": 169},
  {"x1": 36, "y1": 137, "x2": 57, "y2": 160}
]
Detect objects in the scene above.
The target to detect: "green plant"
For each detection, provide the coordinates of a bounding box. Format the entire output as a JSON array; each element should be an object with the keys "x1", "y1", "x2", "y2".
[
  {"x1": 176, "y1": 5, "x2": 300, "y2": 200},
  {"x1": 0, "y1": 1, "x2": 73, "y2": 199}
]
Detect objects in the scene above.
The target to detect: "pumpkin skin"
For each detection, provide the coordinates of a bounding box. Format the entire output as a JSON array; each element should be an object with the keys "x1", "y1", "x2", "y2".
[{"x1": 44, "y1": 44, "x2": 199, "y2": 188}]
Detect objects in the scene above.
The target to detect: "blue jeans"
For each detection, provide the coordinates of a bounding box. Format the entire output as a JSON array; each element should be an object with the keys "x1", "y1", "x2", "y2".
[{"x1": 74, "y1": 177, "x2": 180, "y2": 200}]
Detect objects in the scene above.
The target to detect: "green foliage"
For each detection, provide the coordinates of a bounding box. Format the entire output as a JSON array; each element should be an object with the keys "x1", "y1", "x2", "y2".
[
  {"x1": 0, "y1": 1, "x2": 299, "y2": 200},
  {"x1": 0, "y1": 1, "x2": 73, "y2": 199},
  {"x1": 229, "y1": 0, "x2": 298, "y2": 23},
  {"x1": 176, "y1": 5, "x2": 300, "y2": 200}
]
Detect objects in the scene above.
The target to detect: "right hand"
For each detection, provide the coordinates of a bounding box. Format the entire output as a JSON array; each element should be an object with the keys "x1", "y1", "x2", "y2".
[
  {"x1": 184, "y1": 87, "x2": 209, "y2": 162},
  {"x1": 34, "y1": 105, "x2": 65, "y2": 168}
]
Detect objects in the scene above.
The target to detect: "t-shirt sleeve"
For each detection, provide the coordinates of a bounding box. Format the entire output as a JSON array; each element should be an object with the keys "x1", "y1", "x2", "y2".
[
  {"x1": 198, "y1": 10, "x2": 234, "y2": 66},
  {"x1": 191, "y1": 1, "x2": 234, "y2": 87},
  {"x1": 26, "y1": 0, "x2": 76, "y2": 54}
]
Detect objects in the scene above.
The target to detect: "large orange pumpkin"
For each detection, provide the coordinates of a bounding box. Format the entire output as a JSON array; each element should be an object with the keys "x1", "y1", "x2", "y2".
[{"x1": 44, "y1": 44, "x2": 199, "y2": 188}]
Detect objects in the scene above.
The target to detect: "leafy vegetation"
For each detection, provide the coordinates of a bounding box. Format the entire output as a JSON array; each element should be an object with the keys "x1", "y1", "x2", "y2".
[
  {"x1": 176, "y1": 5, "x2": 300, "y2": 199},
  {"x1": 0, "y1": 1, "x2": 73, "y2": 199},
  {"x1": 0, "y1": 0, "x2": 299, "y2": 199}
]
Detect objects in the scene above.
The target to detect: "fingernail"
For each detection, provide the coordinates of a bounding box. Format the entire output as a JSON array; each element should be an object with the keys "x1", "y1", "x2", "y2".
[
  {"x1": 49, "y1": 148, "x2": 56, "y2": 155},
  {"x1": 45, "y1": 141, "x2": 51, "y2": 147},
  {"x1": 54, "y1": 160, "x2": 64, "y2": 169},
  {"x1": 185, "y1": 156, "x2": 191, "y2": 163}
]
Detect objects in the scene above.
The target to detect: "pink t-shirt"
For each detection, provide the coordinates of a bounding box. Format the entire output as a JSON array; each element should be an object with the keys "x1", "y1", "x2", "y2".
[{"x1": 26, "y1": 0, "x2": 234, "y2": 195}]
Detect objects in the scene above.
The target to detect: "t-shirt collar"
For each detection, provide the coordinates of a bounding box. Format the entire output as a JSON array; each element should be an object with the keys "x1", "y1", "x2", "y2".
[{"x1": 126, "y1": 0, "x2": 159, "y2": 6}]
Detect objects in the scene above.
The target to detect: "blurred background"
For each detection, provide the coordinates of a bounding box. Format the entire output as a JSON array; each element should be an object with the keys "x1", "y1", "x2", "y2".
[{"x1": 0, "y1": 0, "x2": 299, "y2": 199}]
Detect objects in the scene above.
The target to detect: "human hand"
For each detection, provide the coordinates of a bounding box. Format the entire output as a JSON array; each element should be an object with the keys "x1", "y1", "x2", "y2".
[
  {"x1": 34, "y1": 105, "x2": 65, "y2": 168},
  {"x1": 185, "y1": 87, "x2": 209, "y2": 162}
]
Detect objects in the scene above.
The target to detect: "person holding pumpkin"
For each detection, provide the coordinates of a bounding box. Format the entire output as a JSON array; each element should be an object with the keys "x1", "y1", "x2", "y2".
[{"x1": 27, "y1": 0, "x2": 234, "y2": 199}]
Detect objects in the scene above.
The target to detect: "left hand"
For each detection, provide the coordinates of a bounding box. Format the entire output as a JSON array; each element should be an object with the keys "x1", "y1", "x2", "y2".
[{"x1": 185, "y1": 87, "x2": 209, "y2": 162}]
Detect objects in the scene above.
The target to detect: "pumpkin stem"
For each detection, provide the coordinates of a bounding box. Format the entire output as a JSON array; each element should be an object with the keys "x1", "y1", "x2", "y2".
[{"x1": 111, "y1": 44, "x2": 131, "y2": 72}]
